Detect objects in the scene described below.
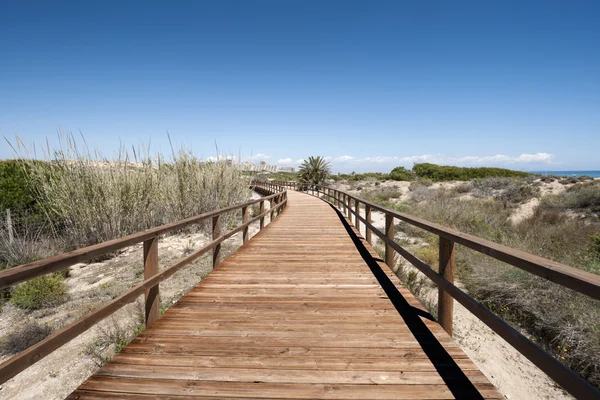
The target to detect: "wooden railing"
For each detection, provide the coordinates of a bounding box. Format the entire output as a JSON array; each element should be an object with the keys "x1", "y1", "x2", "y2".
[
  {"x1": 270, "y1": 180, "x2": 600, "y2": 400},
  {"x1": 0, "y1": 182, "x2": 287, "y2": 385}
]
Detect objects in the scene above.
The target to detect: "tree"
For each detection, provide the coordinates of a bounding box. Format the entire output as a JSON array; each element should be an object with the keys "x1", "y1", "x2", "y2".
[{"x1": 298, "y1": 156, "x2": 331, "y2": 185}]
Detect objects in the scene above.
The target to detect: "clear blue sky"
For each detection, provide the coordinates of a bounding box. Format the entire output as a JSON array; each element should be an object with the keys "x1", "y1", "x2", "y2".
[{"x1": 1, "y1": 1, "x2": 599, "y2": 172}]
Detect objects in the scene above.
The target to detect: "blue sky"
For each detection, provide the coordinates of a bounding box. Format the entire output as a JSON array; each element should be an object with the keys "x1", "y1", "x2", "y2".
[{"x1": 1, "y1": 1, "x2": 599, "y2": 172}]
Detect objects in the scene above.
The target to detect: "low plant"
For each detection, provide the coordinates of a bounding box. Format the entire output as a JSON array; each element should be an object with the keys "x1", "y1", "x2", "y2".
[
  {"x1": 84, "y1": 305, "x2": 145, "y2": 367},
  {"x1": 361, "y1": 187, "x2": 402, "y2": 203},
  {"x1": 10, "y1": 274, "x2": 67, "y2": 310}
]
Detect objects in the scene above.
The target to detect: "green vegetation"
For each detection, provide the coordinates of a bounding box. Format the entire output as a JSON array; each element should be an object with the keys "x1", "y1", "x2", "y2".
[
  {"x1": 298, "y1": 156, "x2": 331, "y2": 185},
  {"x1": 361, "y1": 187, "x2": 409, "y2": 212},
  {"x1": 329, "y1": 163, "x2": 527, "y2": 183},
  {"x1": 413, "y1": 162, "x2": 530, "y2": 181},
  {"x1": 10, "y1": 274, "x2": 67, "y2": 310},
  {"x1": 259, "y1": 171, "x2": 299, "y2": 181},
  {"x1": 389, "y1": 166, "x2": 416, "y2": 181},
  {"x1": 0, "y1": 160, "x2": 38, "y2": 211}
]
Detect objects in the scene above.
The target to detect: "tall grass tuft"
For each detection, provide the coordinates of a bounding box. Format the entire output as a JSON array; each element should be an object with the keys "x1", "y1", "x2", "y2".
[{"x1": 7, "y1": 133, "x2": 251, "y2": 249}]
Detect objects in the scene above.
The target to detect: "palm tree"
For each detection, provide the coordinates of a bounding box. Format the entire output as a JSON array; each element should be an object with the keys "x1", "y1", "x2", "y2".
[{"x1": 298, "y1": 156, "x2": 331, "y2": 185}]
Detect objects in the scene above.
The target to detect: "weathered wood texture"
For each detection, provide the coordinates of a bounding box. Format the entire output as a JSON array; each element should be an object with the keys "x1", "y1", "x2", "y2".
[{"x1": 68, "y1": 191, "x2": 501, "y2": 399}]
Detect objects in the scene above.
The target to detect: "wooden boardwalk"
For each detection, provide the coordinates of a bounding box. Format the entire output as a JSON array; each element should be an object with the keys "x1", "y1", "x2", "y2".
[{"x1": 68, "y1": 191, "x2": 501, "y2": 399}]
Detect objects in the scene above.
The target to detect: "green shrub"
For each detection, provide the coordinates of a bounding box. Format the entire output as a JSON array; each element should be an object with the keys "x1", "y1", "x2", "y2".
[
  {"x1": 0, "y1": 160, "x2": 37, "y2": 212},
  {"x1": 0, "y1": 321, "x2": 52, "y2": 355},
  {"x1": 389, "y1": 166, "x2": 416, "y2": 181},
  {"x1": 413, "y1": 163, "x2": 530, "y2": 181},
  {"x1": 10, "y1": 274, "x2": 67, "y2": 310}
]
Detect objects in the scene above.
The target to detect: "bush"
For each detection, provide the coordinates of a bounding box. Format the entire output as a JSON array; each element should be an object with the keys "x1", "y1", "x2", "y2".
[
  {"x1": 0, "y1": 160, "x2": 38, "y2": 212},
  {"x1": 408, "y1": 179, "x2": 433, "y2": 191},
  {"x1": 413, "y1": 163, "x2": 530, "y2": 181},
  {"x1": 361, "y1": 187, "x2": 402, "y2": 204},
  {"x1": 10, "y1": 274, "x2": 67, "y2": 310},
  {"x1": 454, "y1": 182, "x2": 473, "y2": 193},
  {"x1": 389, "y1": 166, "x2": 416, "y2": 181},
  {"x1": 470, "y1": 177, "x2": 538, "y2": 203},
  {"x1": 0, "y1": 322, "x2": 52, "y2": 355},
  {"x1": 541, "y1": 183, "x2": 600, "y2": 213}
]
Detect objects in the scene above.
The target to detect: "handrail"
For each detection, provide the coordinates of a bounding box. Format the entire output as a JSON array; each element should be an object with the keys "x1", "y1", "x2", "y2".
[
  {"x1": 270, "y1": 179, "x2": 600, "y2": 400},
  {"x1": 0, "y1": 182, "x2": 287, "y2": 385}
]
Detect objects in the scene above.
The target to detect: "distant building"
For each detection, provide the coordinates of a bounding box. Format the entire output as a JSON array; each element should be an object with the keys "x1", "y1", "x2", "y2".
[
  {"x1": 237, "y1": 162, "x2": 278, "y2": 173},
  {"x1": 278, "y1": 167, "x2": 295, "y2": 173}
]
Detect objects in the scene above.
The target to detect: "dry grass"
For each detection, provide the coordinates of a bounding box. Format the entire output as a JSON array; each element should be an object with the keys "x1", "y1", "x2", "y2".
[{"x1": 4, "y1": 133, "x2": 250, "y2": 251}]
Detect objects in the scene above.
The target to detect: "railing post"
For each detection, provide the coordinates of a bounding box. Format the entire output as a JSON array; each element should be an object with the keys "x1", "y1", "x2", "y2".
[
  {"x1": 346, "y1": 195, "x2": 351, "y2": 218},
  {"x1": 385, "y1": 214, "x2": 394, "y2": 268},
  {"x1": 143, "y1": 236, "x2": 159, "y2": 328},
  {"x1": 438, "y1": 237, "x2": 455, "y2": 336},
  {"x1": 270, "y1": 197, "x2": 275, "y2": 221},
  {"x1": 259, "y1": 200, "x2": 265, "y2": 230},
  {"x1": 242, "y1": 206, "x2": 249, "y2": 244},
  {"x1": 212, "y1": 215, "x2": 221, "y2": 269},
  {"x1": 365, "y1": 204, "x2": 372, "y2": 244},
  {"x1": 354, "y1": 199, "x2": 360, "y2": 231}
]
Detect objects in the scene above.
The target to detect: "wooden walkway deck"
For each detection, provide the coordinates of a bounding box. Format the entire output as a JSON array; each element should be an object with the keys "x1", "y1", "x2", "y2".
[{"x1": 68, "y1": 191, "x2": 501, "y2": 399}]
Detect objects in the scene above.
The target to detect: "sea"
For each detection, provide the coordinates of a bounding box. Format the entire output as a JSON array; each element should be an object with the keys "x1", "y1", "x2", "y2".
[{"x1": 530, "y1": 170, "x2": 600, "y2": 178}]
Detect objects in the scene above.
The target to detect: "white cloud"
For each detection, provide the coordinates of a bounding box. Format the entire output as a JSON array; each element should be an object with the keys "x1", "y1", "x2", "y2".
[
  {"x1": 277, "y1": 157, "x2": 293, "y2": 164},
  {"x1": 250, "y1": 153, "x2": 271, "y2": 161},
  {"x1": 336, "y1": 155, "x2": 354, "y2": 161},
  {"x1": 206, "y1": 155, "x2": 234, "y2": 162},
  {"x1": 296, "y1": 158, "x2": 305, "y2": 164}
]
